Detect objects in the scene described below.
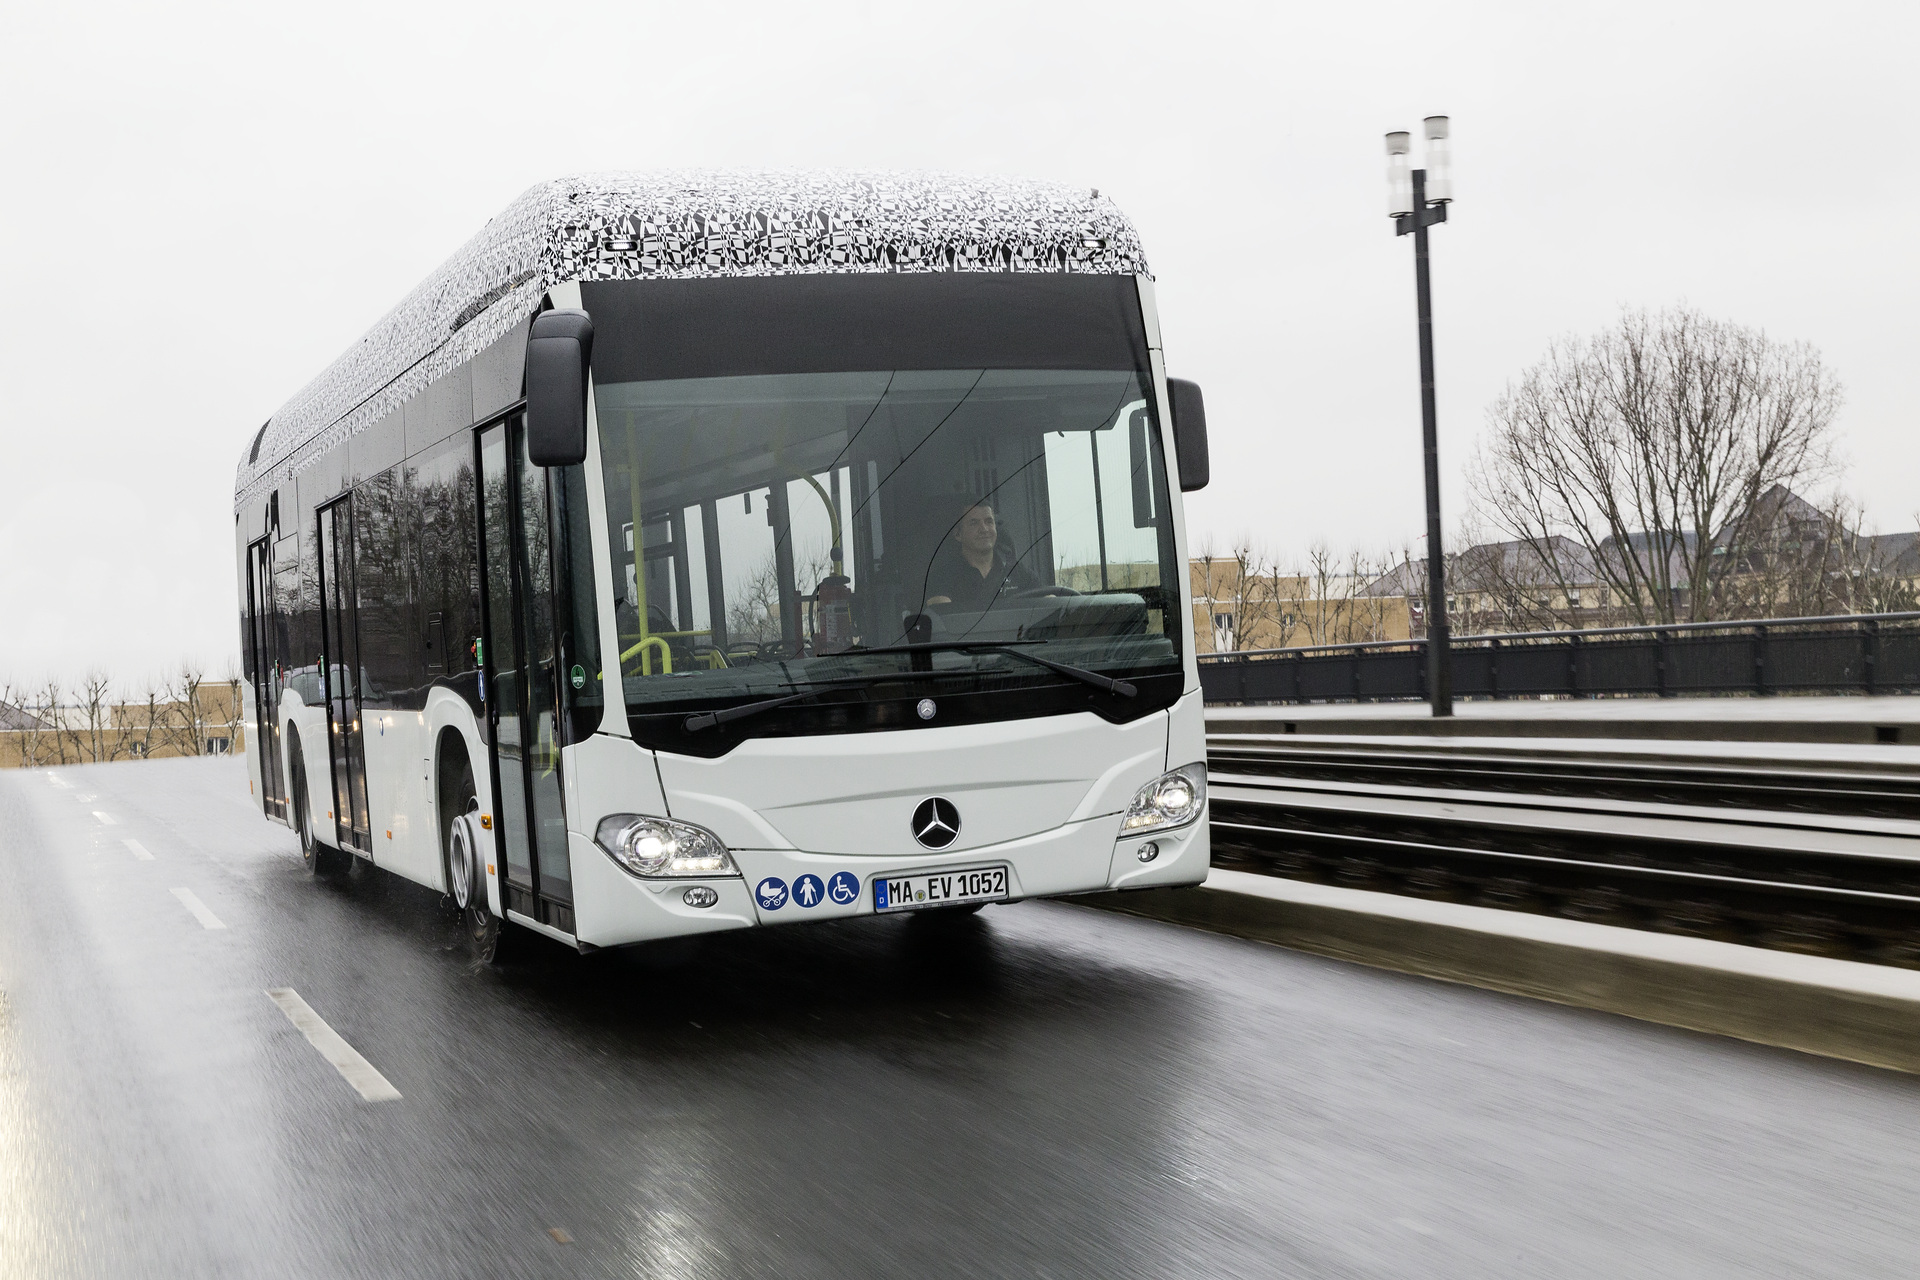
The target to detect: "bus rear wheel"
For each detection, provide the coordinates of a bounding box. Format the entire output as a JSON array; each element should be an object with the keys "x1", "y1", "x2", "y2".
[{"x1": 290, "y1": 733, "x2": 344, "y2": 876}]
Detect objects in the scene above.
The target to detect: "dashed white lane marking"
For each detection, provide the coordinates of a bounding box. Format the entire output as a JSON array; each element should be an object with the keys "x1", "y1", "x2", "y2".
[
  {"x1": 265, "y1": 989, "x2": 401, "y2": 1102},
  {"x1": 123, "y1": 840, "x2": 154, "y2": 861},
  {"x1": 45, "y1": 773, "x2": 69, "y2": 787},
  {"x1": 91, "y1": 811, "x2": 116, "y2": 826},
  {"x1": 169, "y1": 888, "x2": 226, "y2": 930}
]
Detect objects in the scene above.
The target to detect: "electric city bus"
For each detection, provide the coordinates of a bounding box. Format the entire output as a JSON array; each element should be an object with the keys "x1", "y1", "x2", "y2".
[{"x1": 234, "y1": 171, "x2": 1212, "y2": 959}]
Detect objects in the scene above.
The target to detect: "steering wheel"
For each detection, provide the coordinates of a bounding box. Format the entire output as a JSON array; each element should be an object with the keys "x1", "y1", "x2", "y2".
[{"x1": 1013, "y1": 585, "x2": 1081, "y2": 599}]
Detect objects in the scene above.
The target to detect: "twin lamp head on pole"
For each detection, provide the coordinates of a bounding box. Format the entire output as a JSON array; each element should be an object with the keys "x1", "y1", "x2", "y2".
[{"x1": 1386, "y1": 116, "x2": 1451, "y2": 219}]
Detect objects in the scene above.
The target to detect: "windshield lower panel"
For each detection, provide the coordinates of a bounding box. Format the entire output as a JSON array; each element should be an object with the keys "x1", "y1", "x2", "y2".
[{"x1": 595, "y1": 366, "x2": 1183, "y2": 753}]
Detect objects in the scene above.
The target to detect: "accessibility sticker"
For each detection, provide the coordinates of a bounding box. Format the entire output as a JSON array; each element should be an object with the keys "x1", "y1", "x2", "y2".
[
  {"x1": 793, "y1": 874, "x2": 825, "y2": 908},
  {"x1": 827, "y1": 871, "x2": 860, "y2": 905},
  {"x1": 755, "y1": 877, "x2": 789, "y2": 910}
]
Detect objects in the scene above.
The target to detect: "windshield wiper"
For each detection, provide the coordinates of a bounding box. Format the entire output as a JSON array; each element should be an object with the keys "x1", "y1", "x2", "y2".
[
  {"x1": 682, "y1": 692, "x2": 814, "y2": 733},
  {"x1": 679, "y1": 670, "x2": 949, "y2": 732},
  {"x1": 681, "y1": 643, "x2": 1137, "y2": 733},
  {"x1": 840, "y1": 641, "x2": 1137, "y2": 698}
]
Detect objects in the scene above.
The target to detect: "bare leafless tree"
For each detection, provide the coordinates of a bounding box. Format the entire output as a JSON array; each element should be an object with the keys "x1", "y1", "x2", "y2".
[
  {"x1": 1267, "y1": 542, "x2": 1413, "y2": 646},
  {"x1": 1470, "y1": 305, "x2": 1842, "y2": 625},
  {"x1": 127, "y1": 676, "x2": 168, "y2": 760},
  {"x1": 65, "y1": 670, "x2": 123, "y2": 764},
  {"x1": 0, "y1": 679, "x2": 59, "y2": 768},
  {"x1": 1229, "y1": 542, "x2": 1286, "y2": 650},
  {"x1": 1345, "y1": 549, "x2": 1402, "y2": 642},
  {"x1": 162, "y1": 662, "x2": 211, "y2": 757},
  {"x1": 1293, "y1": 542, "x2": 1341, "y2": 645},
  {"x1": 36, "y1": 677, "x2": 70, "y2": 766},
  {"x1": 727, "y1": 553, "x2": 788, "y2": 647},
  {"x1": 1712, "y1": 492, "x2": 1919, "y2": 619},
  {"x1": 1190, "y1": 540, "x2": 1229, "y2": 652}
]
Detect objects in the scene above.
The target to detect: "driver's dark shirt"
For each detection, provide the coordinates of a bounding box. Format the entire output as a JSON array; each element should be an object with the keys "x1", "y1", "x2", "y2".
[{"x1": 924, "y1": 546, "x2": 1038, "y2": 612}]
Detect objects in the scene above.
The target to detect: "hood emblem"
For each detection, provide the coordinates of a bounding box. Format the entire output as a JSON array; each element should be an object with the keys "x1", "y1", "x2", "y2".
[{"x1": 911, "y1": 797, "x2": 961, "y2": 849}]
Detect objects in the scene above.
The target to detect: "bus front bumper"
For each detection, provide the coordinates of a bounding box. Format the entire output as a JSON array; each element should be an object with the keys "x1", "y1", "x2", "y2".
[{"x1": 567, "y1": 807, "x2": 1208, "y2": 948}]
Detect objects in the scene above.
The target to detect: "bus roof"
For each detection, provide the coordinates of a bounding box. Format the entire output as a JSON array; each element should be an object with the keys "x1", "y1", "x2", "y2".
[{"x1": 234, "y1": 170, "x2": 1149, "y2": 510}]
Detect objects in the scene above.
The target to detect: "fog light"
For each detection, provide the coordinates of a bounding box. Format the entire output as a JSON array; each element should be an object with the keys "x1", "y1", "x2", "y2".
[
  {"x1": 1136, "y1": 841, "x2": 1160, "y2": 863},
  {"x1": 682, "y1": 886, "x2": 719, "y2": 908}
]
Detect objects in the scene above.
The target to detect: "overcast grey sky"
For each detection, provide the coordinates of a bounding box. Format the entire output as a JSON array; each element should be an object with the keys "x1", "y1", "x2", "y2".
[{"x1": 3, "y1": 0, "x2": 1915, "y2": 685}]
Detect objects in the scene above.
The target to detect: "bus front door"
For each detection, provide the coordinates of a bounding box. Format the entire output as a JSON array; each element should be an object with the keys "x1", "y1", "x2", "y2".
[
  {"x1": 317, "y1": 496, "x2": 373, "y2": 854},
  {"x1": 478, "y1": 417, "x2": 574, "y2": 934}
]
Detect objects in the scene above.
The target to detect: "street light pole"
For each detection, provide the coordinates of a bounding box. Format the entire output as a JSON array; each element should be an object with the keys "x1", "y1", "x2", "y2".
[{"x1": 1388, "y1": 118, "x2": 1454, "y2": 716}]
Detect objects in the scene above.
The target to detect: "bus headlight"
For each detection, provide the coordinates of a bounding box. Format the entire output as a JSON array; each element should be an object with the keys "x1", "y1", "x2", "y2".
[
  {"x1": 595, "y1": 814, "x2": 739, "y2": 878},
  {"x1": 1121, "y1": 764, "x2": 1207, "y2": 834}
]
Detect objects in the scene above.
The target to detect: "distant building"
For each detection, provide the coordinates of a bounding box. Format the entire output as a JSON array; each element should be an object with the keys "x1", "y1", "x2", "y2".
[
  {"x1": 1190, "y1": 556, "x2": 1411, "y2": 654},
  {"x1": 1201, "y1": 484, "x2": 1920, "y2": 654},
  {"x1": 0, "y1": 681, "x2": 244, "y2": 769},
  {"x1": 0, "y1": 701, "x2": 49, "y2": 732}
]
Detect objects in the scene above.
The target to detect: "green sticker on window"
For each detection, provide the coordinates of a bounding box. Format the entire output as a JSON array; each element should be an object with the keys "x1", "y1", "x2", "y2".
[{"x1": 570, "y1": 664, "x2": 586, "y2": 689}]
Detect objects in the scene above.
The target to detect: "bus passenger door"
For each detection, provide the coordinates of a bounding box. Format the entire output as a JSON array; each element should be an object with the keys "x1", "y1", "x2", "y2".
[
  {"x1": 317, "y1": 496, "x2": 373, "y2": 854},
  {"x1": 245, "y1": 537, "x2": 287, "y2": 820},
  {"x1": 478, "y1": 417, "x2": 574, "y2": 933}
]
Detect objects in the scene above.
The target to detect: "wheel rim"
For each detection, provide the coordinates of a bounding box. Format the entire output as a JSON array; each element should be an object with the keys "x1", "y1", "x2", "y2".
[{"x1": 448, "y1": 814, "x2": 474, "y2": 908}]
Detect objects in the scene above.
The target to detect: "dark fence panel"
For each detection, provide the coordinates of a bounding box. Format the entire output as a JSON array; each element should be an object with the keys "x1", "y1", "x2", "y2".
[
  {"x1": 1881, "y1": 631, "x2": 1920, "y2": 688},
  {"x1": 1356, "y1": 651, "x2": 1424, "y2": 699},
  {"x1": 1490, "y1": 640, "x2": 1572, "y2": 697},
  {"x1": 1198, "y1": 613, "x2": 1920, "y2": 705},
  {"x1": 1578, "y1": 636, "x2": 1663, "y2": 695},
  {"x1": 1665, "y1": 631, "x2": 1757, "y2": 694}
]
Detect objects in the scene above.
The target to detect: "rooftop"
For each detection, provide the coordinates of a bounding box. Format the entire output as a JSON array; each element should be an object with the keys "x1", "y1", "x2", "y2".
[{"x1": 234, "y1": 169, "x2": 1148, "y2": 509}]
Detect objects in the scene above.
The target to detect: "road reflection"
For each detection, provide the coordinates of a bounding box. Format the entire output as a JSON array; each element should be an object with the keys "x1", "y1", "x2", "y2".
[{"x1": 315, "y1": 860, "x2": 1213, "y2": 1278}]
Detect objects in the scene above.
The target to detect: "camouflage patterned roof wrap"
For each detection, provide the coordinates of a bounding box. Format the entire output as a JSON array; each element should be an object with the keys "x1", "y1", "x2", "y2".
[{"x1": 234, "y1": 170, "x2": 1149, "y2": 509}]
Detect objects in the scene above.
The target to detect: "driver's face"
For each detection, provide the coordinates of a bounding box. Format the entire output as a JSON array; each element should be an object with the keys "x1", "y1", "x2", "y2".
[{"x1": 957, "y1": 506, "x2": 998, "y2": 556}]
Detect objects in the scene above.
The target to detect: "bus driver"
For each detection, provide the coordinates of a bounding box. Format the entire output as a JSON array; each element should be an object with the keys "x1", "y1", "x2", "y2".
[{"x1": 922, "y1": 499, "x2": 1038, "y2": 612}]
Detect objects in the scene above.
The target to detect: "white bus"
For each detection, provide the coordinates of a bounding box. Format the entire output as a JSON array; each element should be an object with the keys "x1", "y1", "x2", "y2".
[{"x1": 234, "y1": 171, "x2": 1212, "y2": 960}]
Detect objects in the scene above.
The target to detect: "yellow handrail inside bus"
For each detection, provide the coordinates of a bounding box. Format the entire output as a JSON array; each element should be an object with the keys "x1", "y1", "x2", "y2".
[
  {"x1": 623, "y1": 635, "x2": 672, "y2": 675},
  {"x1": 799, "y1": 473, "x2": 844, "y2": 577},
  {"x1": 618, "y1": 629, "x2": 735, "y2": 673}
]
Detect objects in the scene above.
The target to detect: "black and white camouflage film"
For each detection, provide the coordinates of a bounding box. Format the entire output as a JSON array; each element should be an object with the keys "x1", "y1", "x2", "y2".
[{"x1": 235, "y1": 170, "x2": 1149, "y2": 509}]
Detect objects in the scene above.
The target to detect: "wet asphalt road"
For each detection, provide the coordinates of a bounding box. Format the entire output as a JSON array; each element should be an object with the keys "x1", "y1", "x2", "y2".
[{"x1": 3, "y1": 759, "x2": 1919, "y2": 1279}]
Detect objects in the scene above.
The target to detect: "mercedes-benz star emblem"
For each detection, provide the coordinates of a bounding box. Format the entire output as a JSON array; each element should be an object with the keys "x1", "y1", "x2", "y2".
[
  {"x1": 916, "y1": 698, "x2": 937, "y2": 720},
  {"x1": 911, "y1": 797, "x2": 961, "y2": 849}
]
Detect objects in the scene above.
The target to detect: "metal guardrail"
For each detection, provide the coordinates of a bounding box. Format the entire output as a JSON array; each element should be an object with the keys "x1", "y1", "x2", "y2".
[
  {"x1": 1197, "y1": 612, "x2": 1920, "y2": 705},
  {"x1": 1203, "y1": 736, "x2": 1920, "y2": 965}
]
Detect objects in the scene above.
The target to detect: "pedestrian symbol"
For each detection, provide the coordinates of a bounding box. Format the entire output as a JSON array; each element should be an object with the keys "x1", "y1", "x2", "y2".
[{"x1": 793, "y1": 874, "x2": 825, "y2": 908}]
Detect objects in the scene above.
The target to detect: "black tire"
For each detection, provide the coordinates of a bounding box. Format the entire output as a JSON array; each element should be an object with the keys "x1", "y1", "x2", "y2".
[{"x1": 289, "y1": 733, "x2": 342, "y2": 876}]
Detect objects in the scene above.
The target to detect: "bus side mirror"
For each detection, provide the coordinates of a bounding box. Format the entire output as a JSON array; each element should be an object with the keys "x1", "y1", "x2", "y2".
[
  {"x1": 526, "y1": 309, "x2": 594, "y2": 467},
  {"x1": 1167, "y1": 377, "x2": 1210, "y2": 492}
]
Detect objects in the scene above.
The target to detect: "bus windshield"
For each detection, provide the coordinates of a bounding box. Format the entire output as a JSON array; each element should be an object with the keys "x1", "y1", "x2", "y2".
[{"x1": 593, "y1": 366, "x2": 1183, "y2": 752}]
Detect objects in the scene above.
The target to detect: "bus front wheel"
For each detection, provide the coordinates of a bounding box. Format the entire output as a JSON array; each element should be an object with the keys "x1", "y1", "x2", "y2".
[{"x1": 440, "y1": 751, "x2": 517, "y2": 965}]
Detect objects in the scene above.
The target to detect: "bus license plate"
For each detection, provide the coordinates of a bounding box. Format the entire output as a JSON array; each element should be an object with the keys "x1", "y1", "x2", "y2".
[{"x1": 874, "y1": 866, "x2": 1009, "y2": 913}]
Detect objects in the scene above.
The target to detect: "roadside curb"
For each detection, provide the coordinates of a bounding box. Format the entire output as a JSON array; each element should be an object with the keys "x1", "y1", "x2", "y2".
[{"x1": 1076, "y1": 869, "x2": 1920, "y2": 1075}]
